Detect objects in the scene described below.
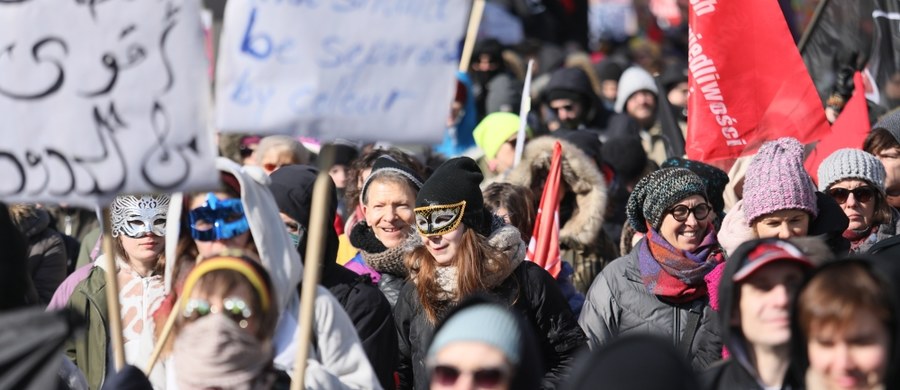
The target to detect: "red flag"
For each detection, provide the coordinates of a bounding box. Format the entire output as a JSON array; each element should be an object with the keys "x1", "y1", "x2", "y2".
[
  {"x1": 685, "y1": 0, "x2": 831, "y2": 162},
  {"x1": 527, "y1": 141, "x2": 562, "y2": 278},
  {"x1": 805, "y1": 71, "x2": 872, "y2": 185}
]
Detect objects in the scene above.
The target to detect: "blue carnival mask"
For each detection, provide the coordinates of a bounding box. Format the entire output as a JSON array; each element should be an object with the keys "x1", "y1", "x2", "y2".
[{"x1": 189, "y1": 193, "x2": 250, "y2": 242}]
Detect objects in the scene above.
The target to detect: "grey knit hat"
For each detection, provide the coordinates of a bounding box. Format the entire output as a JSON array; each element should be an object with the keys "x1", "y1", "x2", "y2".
[
  {"x1": 873, "y1": 109, "x2": 900, "y2": 144},
  {"x1": 427, "y1": 304, "x2": 522, "y2": 365},
  {"x1": 817, "y1": 148, "x2": 886, "y2": 192},
  {"x1": 626, "y1": 168, "x2": 708, "y2": 233}
]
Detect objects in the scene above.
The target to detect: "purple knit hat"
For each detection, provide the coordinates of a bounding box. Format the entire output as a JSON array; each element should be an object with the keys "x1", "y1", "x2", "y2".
[{"x1": 742, "y1": 137, "x2": 818, "y2": 226}]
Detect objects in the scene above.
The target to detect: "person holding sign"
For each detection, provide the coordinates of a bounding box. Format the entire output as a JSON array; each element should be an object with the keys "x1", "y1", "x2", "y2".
[
  {"x1": 394, "y1": 157, "x2": 586, "y2": 390},
  {"x1": 51, "y1": 194, "x2": 170, "y2": 389},
  {"x1": 161, "y1": 158, "x2": 379, "y2": 389}
]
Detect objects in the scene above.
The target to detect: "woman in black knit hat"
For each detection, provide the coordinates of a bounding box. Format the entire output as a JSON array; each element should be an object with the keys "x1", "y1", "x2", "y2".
[
  {"x1": 393, "y1": 156, "x2": 586, "y2": 390},
  {"x1": 579, "y1": 167, "x2": 725, "y2": 371}
]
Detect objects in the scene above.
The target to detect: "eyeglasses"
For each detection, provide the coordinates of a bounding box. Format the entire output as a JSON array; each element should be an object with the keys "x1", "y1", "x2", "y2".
[
  {"x1": 827, "y1": 186, "x2": 876, "y2": 204},
  {"x1": 183, "y1": 296, "x2": 254, "y2": 329},
  {"x1": 430, "y1": 364, "x2": 509, "y2": 388},
  {"x1": 667, "y1": 203, "x2": 711, "y2": 222}
]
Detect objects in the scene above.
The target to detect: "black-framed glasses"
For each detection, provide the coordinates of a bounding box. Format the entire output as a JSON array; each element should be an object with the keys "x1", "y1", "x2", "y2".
[
  {"x1": 668, "y1": 203, "x2": 711, "y2": 222},
  {"x1": 827, "y1": 186, "x2": 876, "y2": 204},
  {"x1": 430, "y1": 364, "x2": 509, "y2": 388}
]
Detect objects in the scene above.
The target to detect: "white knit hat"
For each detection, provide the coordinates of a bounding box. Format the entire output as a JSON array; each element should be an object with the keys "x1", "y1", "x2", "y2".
[
  {"x1": 614, "y1": 66, "x2": 659, "y2": 113},
  {"x1": 817, "y1": 148, "x2": 886, "y2": 192}
]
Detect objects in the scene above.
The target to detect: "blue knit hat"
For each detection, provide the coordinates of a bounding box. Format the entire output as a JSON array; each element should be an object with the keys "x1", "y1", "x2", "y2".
[{"x1": 427, "y1": 304, "x2": 522, "y2": 365}]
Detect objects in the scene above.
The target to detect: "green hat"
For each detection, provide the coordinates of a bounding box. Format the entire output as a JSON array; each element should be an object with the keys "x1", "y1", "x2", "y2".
[{"x1": 473, "y1": 113, "x2": 531, "y2": 160}]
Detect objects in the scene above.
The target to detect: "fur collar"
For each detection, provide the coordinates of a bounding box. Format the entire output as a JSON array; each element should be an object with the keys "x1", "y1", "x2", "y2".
[
  {"x1": 506, "y1": 136, "x2": 608, "y2": 248},
  {"x1": 409, "y1": 224, "x2": 525, "y2": 293}
]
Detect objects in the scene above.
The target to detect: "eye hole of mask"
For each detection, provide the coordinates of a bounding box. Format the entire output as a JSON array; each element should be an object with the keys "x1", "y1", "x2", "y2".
[{"x1": 414, "y1": 201, "x2": 466, "y2": 236}]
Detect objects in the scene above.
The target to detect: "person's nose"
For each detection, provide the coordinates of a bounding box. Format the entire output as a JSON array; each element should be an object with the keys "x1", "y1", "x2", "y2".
[
  {"x1": 770, "y1": 283, "x2": 790, "y2": 308},
  {"x1": 776, "y1": 224, "x2": 794, "y2": 239}
]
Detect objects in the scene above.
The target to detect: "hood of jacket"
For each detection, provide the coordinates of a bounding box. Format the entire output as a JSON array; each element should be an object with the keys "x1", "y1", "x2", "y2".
[
  {"x1": 506, "y1": 136, "x2": 608, "y2": 249},
  {"x1": 267, "y1": 164, "x2": 340, "y2": 268},
  {"x1": 164, "y1": 157, "x2": 302, "y2": 313},
  {"x1": 541, "y1": 67, "x2": 600, "y2": 104},
  {"x1": 8, "y1": 204, "x2": 51, "y2": 239}
]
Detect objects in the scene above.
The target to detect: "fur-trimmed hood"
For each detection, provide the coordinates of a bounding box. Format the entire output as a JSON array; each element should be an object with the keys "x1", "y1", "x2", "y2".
[{"x1": 506, "y1": 136, "x2": 608, "y2": 248}]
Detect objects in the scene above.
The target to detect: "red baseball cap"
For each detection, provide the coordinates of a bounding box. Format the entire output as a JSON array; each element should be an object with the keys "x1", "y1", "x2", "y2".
[{"x1": 733, "y1": 241, "x2": 814, "y2": 282}]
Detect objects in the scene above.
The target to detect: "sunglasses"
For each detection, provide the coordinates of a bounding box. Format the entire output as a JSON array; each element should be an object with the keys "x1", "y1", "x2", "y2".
[
  {"x1": 430, "y1": 364, "x2": 509, "y2": 388},
  {"x1": 668, "y1": 203, "x2": 711, "y2": 222},
  {"x1": 827, "y1": 186, "x2": 876, "y2": 204},
  {"x1": 183, "y1": 296, "x2": 254, "y2": 329}
]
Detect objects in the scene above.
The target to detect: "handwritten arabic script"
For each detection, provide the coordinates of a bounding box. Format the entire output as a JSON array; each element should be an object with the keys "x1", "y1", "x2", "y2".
[{"x1": 0, "y1": 0, "x2": 217, "y2": 206}]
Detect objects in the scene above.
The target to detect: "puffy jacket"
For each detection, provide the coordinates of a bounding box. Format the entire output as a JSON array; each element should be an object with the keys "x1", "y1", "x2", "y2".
[
  {"x1": 10, "y1": 205, "x2": 68, "y2": 305},
  {"x1": 579, "y1": 249, "x2": 722, "y2": 371},
  {"x1": 394, "y1": 260, "x2": 586, "y2": 390}
]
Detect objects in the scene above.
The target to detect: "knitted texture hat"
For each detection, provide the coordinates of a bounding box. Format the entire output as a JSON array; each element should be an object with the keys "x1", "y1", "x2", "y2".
[
  {"x1": 360, "y1": 156, "x2": 424, "y2": 203},
  {"x1": 662, "y1": 158, "x2": 730, "y2": 217},
  {"x1": 742, "y1": 137, "x2": 819, "y2": 225},
  {"x1": 427, "y1": 304, "x2": 522, "y2": 365},
  {"x1": 614, "y1": 66, "x2": 658, "y2": 113},
  {"x1": 627, "y1": 168, "x2": 708, "y2": 233},
  {"x1": 873, "y1": 109, "x2": 900, "y2": 145},
  {"x1": 817, "y1": 148, "x2": 886, "y2": 192},
  {"x1": 473, "y1": 112, "x2": 532, "y2": 160},
  {"x1": 416, "y1": 157, "x2": 492, "y2": 236}
]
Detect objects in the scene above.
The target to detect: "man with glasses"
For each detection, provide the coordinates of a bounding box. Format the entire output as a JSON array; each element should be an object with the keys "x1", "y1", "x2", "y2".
[{"x1": 540, "y1": 67, "x2": 636, "y2": 140}]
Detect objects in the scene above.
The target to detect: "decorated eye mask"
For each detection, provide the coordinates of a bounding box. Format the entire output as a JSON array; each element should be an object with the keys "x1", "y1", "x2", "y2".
[
  {"x1": 111, "y1": 195, "x2": 170, "y2": 238},
  {"x1": 189, "y1": 193, "x2": 251, "y2": 242},
  {"x1": 414, "y1": 201, "x2": 466, "y2": 236}
]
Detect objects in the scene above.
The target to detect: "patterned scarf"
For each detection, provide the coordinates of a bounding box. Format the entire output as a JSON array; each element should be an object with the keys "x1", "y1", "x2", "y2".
[
  {"x1": 637, "y1": 225, "x2": 724, "y2": 304},
  {"x1": 844, "y1": 226, "x2": 878, "y2": 253}
]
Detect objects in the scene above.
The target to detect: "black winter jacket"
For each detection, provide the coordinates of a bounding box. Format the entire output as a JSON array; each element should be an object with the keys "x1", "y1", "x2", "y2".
[{"x1": 394, "y1": 261, "x2": 586, "y2": 390}]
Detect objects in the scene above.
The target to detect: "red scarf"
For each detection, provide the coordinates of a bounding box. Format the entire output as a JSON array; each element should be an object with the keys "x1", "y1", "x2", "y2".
[{"x1": 637, "y1": 225, "x2": 725, "y2": 304}]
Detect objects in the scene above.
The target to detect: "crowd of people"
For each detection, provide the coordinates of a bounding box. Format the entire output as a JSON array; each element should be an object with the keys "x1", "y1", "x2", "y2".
[{"x1": 4, "y1": 1, "x2": 900, "y2": 389}]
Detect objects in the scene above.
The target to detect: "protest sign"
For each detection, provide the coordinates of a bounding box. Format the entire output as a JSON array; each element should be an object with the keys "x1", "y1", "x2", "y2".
[
  {"x1": 0, "y1": 0, "x2": 217, "y2": 207},
  {"x1": 216, "y1": 0, "x2": 470, "y2": 144}
]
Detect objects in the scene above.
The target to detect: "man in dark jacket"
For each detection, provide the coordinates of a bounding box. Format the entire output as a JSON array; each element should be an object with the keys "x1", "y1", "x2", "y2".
[
  {"x1": 268, "y1": 164, "x2": 398, "y2": 389},
  {"x1": 702, "y1": 239, "x2": 813, "y2": 390},
  {"x1": 540, "y1": 67, "x2": 636, "y2": 139}
]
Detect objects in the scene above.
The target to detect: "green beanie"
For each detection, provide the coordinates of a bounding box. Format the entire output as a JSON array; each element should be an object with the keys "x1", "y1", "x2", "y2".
[{"x1": 473, "y1": 113, "x2": 532, "y2": 160}]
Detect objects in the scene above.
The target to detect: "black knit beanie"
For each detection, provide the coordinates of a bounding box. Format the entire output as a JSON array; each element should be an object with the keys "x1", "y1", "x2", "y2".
[
  {"x1": 626, "y1": 168, "x2": 708, "y2": 233},
  {"x1": 661, "y1": 157, "x2": 729, "y2": 217},
  {"x1": 416, "y1": 157, "x2": 492, "y2": 236}
]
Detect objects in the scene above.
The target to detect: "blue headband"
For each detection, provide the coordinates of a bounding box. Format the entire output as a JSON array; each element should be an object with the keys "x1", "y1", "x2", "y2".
[{"x1": 189, "y1": 193, "x2": 251, "y2": 242}]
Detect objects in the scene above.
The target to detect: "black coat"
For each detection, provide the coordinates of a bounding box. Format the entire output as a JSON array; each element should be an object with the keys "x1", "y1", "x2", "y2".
[
  {"x1": 394, "y1": 261, "x2": 586, "y2": 390},
  {"x1": 321, "y1": 261, "x2": 397, "y2": 390}
]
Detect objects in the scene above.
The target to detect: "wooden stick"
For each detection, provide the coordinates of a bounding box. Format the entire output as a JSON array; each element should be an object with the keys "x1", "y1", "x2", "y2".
[
  {"x1": 144, "y1": 295, "x2": 181, "y2": 374},
  {"x1": 458, "y1": 0, "x2": 486, "y2": 73},
  {"x1": 290, "y1": 148, "x2": 334, "y2": 390},
  {"x1": 101, "y1": 207, "x2": 126, "y2": 372}
]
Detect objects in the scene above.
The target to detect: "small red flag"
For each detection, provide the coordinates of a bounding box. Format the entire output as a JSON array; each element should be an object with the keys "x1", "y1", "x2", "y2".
[
  {"x1": 685, "y1": 0, "x2": 831, "y2": 162},
  {"x1": 527, "y1": 141, "x2": 562, "y2": 278},
  {"x1": 805, "y1": 71, "x2": 872, "y2": 185}
]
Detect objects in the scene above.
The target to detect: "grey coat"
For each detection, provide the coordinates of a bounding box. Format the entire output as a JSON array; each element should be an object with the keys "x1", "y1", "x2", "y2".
[{"x1": 578, "y1": 248, "x2": 722, "y2": 371}]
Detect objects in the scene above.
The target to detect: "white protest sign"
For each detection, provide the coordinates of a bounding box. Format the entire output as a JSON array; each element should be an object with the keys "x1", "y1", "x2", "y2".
[
  {"x1": 215, "y1": 0, "x2": 470, "y2": 143},
  {"x1": 0, "y1": 0, "x2": 217, "y2": 207}
]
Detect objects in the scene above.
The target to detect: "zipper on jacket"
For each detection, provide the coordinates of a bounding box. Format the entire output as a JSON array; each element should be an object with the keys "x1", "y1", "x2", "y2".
[{"x1": 673, "y1": 306, "x2": 681, "y2": 346}]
